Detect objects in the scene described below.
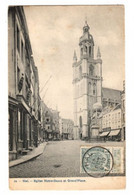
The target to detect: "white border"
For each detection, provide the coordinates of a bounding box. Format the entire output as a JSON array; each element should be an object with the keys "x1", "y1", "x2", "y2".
[{"x1": 0, "y1": 0, "x2": 134, "y2": 194}]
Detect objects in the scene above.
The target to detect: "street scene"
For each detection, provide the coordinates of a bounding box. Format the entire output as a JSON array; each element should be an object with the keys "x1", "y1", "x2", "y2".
[
  {"x1": 9, "y1": 140, "x2": 124, "y2": 178},
  {"x1": 8, "y1": 6, "x2": 125, "y2": 179}
]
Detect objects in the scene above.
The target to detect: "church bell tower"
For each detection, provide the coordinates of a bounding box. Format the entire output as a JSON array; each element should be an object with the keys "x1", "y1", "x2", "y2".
[
  {"x1": 72, "y1": 21, "x2": 102, "y2": 140},
  {"x1": 79, "y1": 21, "x2": 94, "y2": 60}
]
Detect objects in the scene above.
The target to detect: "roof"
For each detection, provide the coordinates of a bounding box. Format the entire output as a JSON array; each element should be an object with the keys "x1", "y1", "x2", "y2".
[
  {"x1": 79, "y1": 33, "x2": 94, "y2": 45},
  {"x1": 113, "y1": 103, "x2": 121, "y2": 110},
  {"x1": 102, "y1": 87, "x2": 121, "y2": 102},
  {"x1": 101, "y1": 103, "x2": 121, "y2": 116}
]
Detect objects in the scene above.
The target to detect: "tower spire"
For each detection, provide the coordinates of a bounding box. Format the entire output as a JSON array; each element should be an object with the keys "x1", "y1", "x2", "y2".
[
  {"x1": 73, "y1": 50, "x2": 77, "y2": 62},
  {"x1": 97, "y1": 47, "x2": 101, "y2": 59},
  {"x1": 85, "y1": 15, "x2": 87, "y2": 25},
  {"x1": 83, "y1": 18, "x2": 90, "y2": 33}
]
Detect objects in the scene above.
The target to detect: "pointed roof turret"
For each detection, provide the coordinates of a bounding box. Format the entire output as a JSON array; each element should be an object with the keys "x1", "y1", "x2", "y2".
[
  {"x1": 83, "y1": 19, "x2": 90, "y2": 33},
  {"x1": 79, "y1": 20, "x2": 94, "y2": 46},
  {"x1": 97, "y1": 47, "x2": 101, "y2": 59}
]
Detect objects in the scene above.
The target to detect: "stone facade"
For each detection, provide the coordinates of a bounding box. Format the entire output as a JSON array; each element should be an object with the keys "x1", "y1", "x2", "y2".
[
  {"x1": 72, "y1": 21, "x2": 102, "y2": 140},
  {"x1": 59, "y1": 118, "x2": 74, "y2": 140},
  {"x1": 51, "y1": 109, "x2": 60, "y2": 140},
  {"x1": 8, "y1": 7, "x2": 42, "y2": 160},
  {"x1": 101, "y1": 104, "x2": 121, "y2": 130},
  {"x1": 41, "y1": 102, "x2": 60, "y2": 141}
]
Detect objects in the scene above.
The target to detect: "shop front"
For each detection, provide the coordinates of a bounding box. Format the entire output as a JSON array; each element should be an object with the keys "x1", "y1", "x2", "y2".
[{"x1": 9, "y1": 97, "x2": 18, "y2": 161}]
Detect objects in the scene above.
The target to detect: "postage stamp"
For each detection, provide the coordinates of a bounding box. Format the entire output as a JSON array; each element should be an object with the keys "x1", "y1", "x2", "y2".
[
  {"x1": 81, "y1": 146, "x2": 113, "y2": 177},
  {"x1": 81, "y1": 146, "x2": 125, "y2": 177}
]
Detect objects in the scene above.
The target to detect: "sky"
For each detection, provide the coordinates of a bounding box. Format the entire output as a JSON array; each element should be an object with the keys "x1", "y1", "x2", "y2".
[{"x1": 24, "y1": 5, "x2": 125, "y2": 120}]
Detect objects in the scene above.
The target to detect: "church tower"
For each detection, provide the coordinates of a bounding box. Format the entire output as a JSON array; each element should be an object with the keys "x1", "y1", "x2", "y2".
[{"x1": 72, "y1": 21, "x2": 102, "y2": 140}]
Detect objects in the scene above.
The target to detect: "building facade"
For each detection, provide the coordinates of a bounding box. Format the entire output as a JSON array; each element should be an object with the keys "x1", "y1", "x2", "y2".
[
  {"x1": 101, "y1": 104, "x2": 121, "y2": 130},
  {"x1": 97, "y1": 104, "x2": 122, "y2": 141},
  {"x1": 41, "y1": 102, "x2": 60, "y2": 141},
  {"x1": 59, "y1": 118, "x2": 74, "y2": 140},
  {"x1": 51, "y1": 109, "x2": 60, "y2": 140},
  {"x1": 72, "y1": 21, "x2": 102, "y2": 140},
  {"x1": 8, "y1": 6, "x2": 43, "y2": 161}
]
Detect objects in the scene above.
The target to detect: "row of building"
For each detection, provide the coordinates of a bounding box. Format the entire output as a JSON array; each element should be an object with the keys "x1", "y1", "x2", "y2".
[
  {"x1": 91, "y1": 81, "x2": 125, "y2": 142},
  {"x1": 8, "y1": 6, "x2": 74, "y2": 161}
]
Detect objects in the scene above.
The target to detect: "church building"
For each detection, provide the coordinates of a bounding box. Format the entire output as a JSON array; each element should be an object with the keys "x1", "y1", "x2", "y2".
[
  {"x1": 72, "y1": 21, "x2": 122, "y2": 140},
  {"x1": 72, "y1": 21, "x2": 103, "y2": 139}
]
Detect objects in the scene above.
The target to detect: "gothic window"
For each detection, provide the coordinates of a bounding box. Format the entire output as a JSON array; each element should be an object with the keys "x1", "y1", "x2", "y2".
[
  {"x1": 88, "y1": 82, "x2": 91, "y2": 94},
  {"x1": 79, "y1": 116, "x2": 82, "y2": 128},
  {"x1": 89, "y1": 46, "x2": 91, "y2": 57},
  {"x1": 79, "y1": 66, "x2": 82, "y2": 79},
  {"x1": 84, "y1": 46, "x2": 87, "y2": 53},
  {"x1": 93, "y1": 83, "x2": 96, "y2": 95},
  {"x1": 89, "y1": 65, "x2": 94, "y2": 76}
]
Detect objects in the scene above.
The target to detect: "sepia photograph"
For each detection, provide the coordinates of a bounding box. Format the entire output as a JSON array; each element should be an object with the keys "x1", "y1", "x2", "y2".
[{"x1": 8, "y1": 5, "x2": 125, "y2": 189}]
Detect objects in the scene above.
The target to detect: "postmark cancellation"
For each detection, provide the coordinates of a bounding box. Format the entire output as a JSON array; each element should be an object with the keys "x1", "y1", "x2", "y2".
[{"x1": 81, "y1": 146, "x2": 125, "y2": 177}]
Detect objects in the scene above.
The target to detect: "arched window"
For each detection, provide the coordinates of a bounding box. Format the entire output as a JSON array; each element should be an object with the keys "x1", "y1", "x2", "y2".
[
  {"x1": 84, "y1": 46, "x2": 87, "y2": 53},
  {"x1": 88, "y1": 82, "x2": 91, "y2": 94},
  {"x1": 89, "y1": 46, "x2": 91, "y2": 57},
  {"x1": 89, "y1": 65, "x2": 94, "y2": 76},
  {"x1": 93, "y1": 83, "x2": 96, "y2": 95},
  {"x1": 79, "y1": 116, "x2": 82, "y2": 128},
  {"x1": 79, "y1": 66, "x2": 82, "y2": 79}
]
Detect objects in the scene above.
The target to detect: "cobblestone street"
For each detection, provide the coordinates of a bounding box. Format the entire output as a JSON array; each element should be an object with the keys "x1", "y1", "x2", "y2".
[{"x1": 9, "y1": 140, "x2": 125, "y2": 178}]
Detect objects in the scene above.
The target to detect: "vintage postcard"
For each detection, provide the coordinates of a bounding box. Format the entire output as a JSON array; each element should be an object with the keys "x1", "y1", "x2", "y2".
[{"x1": 8, "y1": 5, "x2": 125, "y2": 190}]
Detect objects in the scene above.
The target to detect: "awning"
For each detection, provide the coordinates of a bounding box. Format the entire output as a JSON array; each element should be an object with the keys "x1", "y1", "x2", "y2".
[
  {"x1": 108, "y1": 129, "x2": 120, "y2": 136},
  {"x1": 99, "y1": 131, "x2": 110, "y2": 137}
]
